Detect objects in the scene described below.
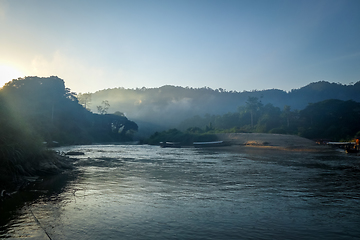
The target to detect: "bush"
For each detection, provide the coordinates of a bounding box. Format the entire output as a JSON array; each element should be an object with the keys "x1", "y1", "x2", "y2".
[{"x1": 145, "y1": 129, "x2": 218, "y2": 145}]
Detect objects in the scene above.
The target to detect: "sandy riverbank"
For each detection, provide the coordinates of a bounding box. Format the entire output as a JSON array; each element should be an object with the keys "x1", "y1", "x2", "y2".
[{"x1": 216, "y1": 133, "x2": 332, "y2": 152}]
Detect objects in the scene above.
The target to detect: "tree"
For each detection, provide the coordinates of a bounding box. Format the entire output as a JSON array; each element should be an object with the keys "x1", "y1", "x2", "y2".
[
  {"x1": 97, "y1": 100, "x2": 110, "y2": 115},
  {"x1": 77, "y1": 93, "x2": 92, "y2": 110},
  {"x1": 245, "y1": 96, "x2": 263, "y2": 128},
  {"x1": 298, "y1": 99, "x2": 360, "y2": 140},
  {"x1": 256, "y1": 103, "x2": 281, "y2": 133},
  {"x1": 282, "y1": 105, "x2": 291, "y2": 128},
  {"x1": 0, "y1": 76, "x2": 139, "y2": 145}
]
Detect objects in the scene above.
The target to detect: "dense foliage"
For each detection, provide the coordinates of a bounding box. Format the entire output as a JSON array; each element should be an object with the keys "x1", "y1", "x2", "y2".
[
  {"x1": 88, "y1": 81, "x2": 360, "y2": 134},
  {"x1": 1, "y1": 76, "x2": 138, "y2": 145},
  {"x1": 0, "y1": 76, "x2": 138, "y2": 188},
  {"x1": 177, "y1": 98, "x2": 360, "y2": 141},
  {"x1": 144, "y1": 128, "x2": 218, "y2": 145}
]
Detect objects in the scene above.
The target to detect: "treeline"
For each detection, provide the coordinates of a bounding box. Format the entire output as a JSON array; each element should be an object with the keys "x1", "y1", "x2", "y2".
[
  {"x1": 177, "y1": 97, "x2": 360, "y2": 141},
  {"x1": 0, "y1": 76, "x2": 138, "y2": 188},
  {"x1": 1, "y1": 76, "x2": 138, "y2": 145},
  {"x1": 145, "y1": 128, "x2": 218, "y2": 145},
  {"x1": 88, "y1": 81, "x2": 360, "y2": 136}
]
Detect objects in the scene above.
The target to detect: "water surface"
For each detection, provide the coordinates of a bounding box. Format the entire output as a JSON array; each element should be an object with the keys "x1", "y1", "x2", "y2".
[{"x1": 1, "y1": 145, "x2": 359, "y2": 239}]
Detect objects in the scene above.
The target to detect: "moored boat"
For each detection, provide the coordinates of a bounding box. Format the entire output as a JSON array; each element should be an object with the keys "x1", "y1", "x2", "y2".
[
  {"x1": 327, "y1": 141, "x2": 359, "y2": 154},
  {"x1": 193, "y1": 140, "x2": 230, "y2": 148},
  {"x1": 160, "y1": 142, "x2": 181, "y2": 148}
]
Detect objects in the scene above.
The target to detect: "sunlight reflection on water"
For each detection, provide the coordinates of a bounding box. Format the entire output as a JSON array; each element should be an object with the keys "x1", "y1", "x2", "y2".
[{"x1": 1, "y1": 144, "x2": 360, "y2": 239}]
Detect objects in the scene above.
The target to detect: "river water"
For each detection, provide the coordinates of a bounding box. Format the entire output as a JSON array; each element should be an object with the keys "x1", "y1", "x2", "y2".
[{"x1": 1, "y1": 144, "x2": 360, "y2": 239}]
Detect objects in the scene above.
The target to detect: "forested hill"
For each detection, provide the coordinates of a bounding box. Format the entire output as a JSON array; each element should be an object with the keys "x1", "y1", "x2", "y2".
[
  {"x1": 0, "y1": 76, "x2": 138, "y2": 145},
  {"x1": 88, "y1": 81, "x2": 360, "y2": 130},
  {"x1": 0, "y1": 76, "x2": 139, "y2": 189}
]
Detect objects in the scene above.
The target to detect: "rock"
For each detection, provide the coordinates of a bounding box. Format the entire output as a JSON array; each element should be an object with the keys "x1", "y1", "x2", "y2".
[{"x1": 65, "y1": 151, "x2": 85, "y2": 156}]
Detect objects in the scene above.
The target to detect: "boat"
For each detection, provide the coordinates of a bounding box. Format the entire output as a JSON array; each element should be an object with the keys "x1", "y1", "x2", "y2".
[
  {"x1": 193, "y1": 140, "x2": 230, "y2": 148},
  {"x1": 327, "y1": 142, "x2": 359, "y2": 154},
  {"x1": 160, "y1": 142, "x2": 181, "y2": 148}
]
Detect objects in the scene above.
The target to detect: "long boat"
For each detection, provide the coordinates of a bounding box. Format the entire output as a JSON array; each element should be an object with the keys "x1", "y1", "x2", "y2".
[
  {"x1": 327, "y1": 142, "x2": 359, "y2": 153},
  {"x1": 193, "y1": 140, "x2": 230, "y2": 148},
  {"x1": 160, "y1": 142, "x2": 181, "y2": 148}
]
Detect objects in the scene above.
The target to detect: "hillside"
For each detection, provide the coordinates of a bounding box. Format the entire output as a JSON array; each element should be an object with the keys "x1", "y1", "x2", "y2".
[
  {"x1": 87, "y1": 81, "x2": 360, "y2": 135},
  {"x1": 1, "y1": 76, "x2": 138, "y2": 145}
]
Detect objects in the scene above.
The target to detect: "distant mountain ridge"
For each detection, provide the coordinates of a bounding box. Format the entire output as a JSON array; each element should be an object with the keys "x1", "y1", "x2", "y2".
[{"x1": 89, "y1": 81, "x2": 360, "y2": 133}]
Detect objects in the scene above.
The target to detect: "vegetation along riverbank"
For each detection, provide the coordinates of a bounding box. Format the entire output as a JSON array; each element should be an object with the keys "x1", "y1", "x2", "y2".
[
  {"x1": 145, "y1": 94, "x2": 360, "y2": 149},
  {"x1": 0, "y1": 76, "x2": 138, "y2": 199}
]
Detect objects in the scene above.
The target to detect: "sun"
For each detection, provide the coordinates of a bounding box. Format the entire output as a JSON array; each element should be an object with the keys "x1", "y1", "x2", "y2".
[{"x1": 0, "y1": 64, "x2": 24, "y2": 87}]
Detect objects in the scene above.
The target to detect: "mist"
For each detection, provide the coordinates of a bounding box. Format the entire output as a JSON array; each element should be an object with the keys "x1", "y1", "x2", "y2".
[{"x1": 86, "y1": 81, "x2": 360, "y2": 137}]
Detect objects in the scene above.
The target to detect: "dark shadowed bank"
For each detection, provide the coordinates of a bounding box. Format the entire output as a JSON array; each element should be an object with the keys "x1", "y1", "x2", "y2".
[
  {"x1": 0, "y1": 151, "x2": 80, "y2": 235},
  {"x1": 0, "y1": 150, "x2": 77, "y2": 198}
]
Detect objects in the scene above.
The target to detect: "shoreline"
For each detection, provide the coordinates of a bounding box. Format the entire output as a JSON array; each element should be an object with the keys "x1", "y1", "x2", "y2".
[
  {"x1": 216, "y1": 133, "x2": 334, "y2": 153},
  {"x1": 240, "y1": 144, "x2": 332, "y2": 152},
  {"x1": 0, "y1": 152, "x2": 77, "y2": 200},
  {"x1": 201, "y1": 144, "x2": 334, "y2": 153}
]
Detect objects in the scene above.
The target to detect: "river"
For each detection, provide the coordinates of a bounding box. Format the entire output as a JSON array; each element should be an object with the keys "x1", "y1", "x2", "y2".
[{"x1": 1, "y1": 144, "x2": 359, "y2": 239}]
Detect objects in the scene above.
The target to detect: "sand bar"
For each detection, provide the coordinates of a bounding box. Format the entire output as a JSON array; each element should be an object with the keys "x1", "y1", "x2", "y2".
[{"x1": 216, "y1": 133, "x2": 333, "y2": 152}]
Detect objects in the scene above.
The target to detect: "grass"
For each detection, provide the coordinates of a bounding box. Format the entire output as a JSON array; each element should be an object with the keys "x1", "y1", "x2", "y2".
[{"x1": 0, "y1": 140, "x2": 73, "y2": 192}]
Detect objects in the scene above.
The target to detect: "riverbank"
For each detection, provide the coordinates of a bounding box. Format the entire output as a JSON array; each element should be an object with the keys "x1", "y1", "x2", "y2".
[
  {"x1": 0, "y1": 151, "x2": 76, "y2": 200},
  {"x1": 216, "y1": 133, "x2": 332, "y2": 152},
  {"x1": 0, "y1": 158, "x2": 79, "y2": 236}
]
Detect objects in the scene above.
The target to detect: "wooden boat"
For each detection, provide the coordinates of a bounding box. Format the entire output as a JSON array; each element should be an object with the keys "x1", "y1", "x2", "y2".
[
  {"x1": 160, "y1": 142, "x2": 181, "y2": 148},
  {"x1": 193, "y1": 140, "x2": 230, "y2": 148},
  {"x1": 327, "y1": 142, "x2": 359, "y2": 154}
]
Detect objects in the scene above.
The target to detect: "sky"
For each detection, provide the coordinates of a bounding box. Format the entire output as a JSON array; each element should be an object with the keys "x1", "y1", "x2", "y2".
[{"x1": 0, "y1": 0, "x2": 360, "y2": 93}]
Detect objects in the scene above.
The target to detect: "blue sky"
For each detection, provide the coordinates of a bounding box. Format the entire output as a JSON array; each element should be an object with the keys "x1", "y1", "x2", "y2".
[{"x1": 0, "y1": 0, "x2": 359, "y2": 93}]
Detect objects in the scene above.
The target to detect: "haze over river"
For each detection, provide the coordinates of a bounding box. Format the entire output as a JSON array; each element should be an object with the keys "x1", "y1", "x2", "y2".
[{"x1": 1, "y1": 144, "x2": 360, "y2": 239}]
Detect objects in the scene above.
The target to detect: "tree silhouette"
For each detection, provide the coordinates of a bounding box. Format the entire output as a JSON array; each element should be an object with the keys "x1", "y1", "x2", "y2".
[
  {"x1": 77, "y1": 93, "x2": 92, "y2": 110},
  {"x1": 246, "y1": 96, "x2": 263, "y2": 128},
  {"x1": 0, "y1": 76, "x2": 138, "y2": 145},
  {"x1": 97, "y1": 100, "x2": 110, "y2": 115}
]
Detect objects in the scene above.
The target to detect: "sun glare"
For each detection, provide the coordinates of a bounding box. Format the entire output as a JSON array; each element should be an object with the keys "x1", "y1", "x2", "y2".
[{"x1": 0, "y1": 64, "x2": 24, "y2": 87}]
